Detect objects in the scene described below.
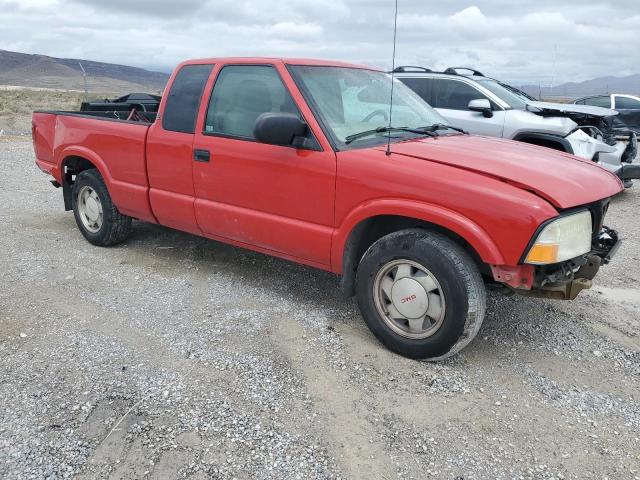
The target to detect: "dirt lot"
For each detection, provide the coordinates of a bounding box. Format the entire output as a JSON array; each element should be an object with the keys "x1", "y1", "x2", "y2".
[
  {"x1": 1, "y1": 136, "x2": 639, "y2": 479},
  {"x1": 0, "y1": 88, "x2": 115, "y2": 135}
]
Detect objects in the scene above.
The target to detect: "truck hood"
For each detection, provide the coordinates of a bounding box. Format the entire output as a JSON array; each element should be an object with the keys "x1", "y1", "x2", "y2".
[
  {"x1": 381, "y1": 135, "x2": 623, "y2": 209},
  {"x1": 526, "y1": 101, "x2": 618, "y2": 118}
]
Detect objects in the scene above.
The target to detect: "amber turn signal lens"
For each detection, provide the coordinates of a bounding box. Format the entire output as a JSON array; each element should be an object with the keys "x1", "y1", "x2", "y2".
[{"x1": 525, "y1": 243, "x2": 559, "y2": 264}]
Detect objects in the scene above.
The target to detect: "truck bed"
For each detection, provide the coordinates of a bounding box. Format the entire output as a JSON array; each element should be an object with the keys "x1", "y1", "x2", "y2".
[
  {"x1": 32, "y1": 110, "x2": 156, "y2": 222},
  {"x1": 79, "y1": 93, "x2": 161, "y2": 123}
]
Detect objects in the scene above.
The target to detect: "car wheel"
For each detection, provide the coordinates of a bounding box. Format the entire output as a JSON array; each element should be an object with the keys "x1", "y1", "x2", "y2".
[
  {"x1": 72, "y1": 169, "x2": 132, "y2": 246},
  {"x1": 355, "y1": 229, "x2": 486, "y2": 360}
]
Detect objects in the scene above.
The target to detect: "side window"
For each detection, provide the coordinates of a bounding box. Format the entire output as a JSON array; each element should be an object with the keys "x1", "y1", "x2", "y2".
[
  {"x1": 615, "y1": 96, "x2": 640, "y2": 109},
  {"x1": 162, "y1": 64, "x2": 213, "y2": 133},
  {"x1": 205, "y1": 65, "x2": 302, "y2": 139},
  {"x1": 398, "y1": 77, "x2": 433, "y2": 104},
  {"x1": 575, "y1": 99, "x2": 585, "y2": 105},
  {"x1": 431, "y1": 79, "x2": 490, "y2": 110},
  {"x1": 583, "y1": 96, "x2": 612, "y2": 108}
]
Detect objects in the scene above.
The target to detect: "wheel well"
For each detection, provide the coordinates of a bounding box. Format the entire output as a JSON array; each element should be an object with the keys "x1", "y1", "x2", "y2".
[
  {"x1": 61, "y1": 156, "x2": 98, "y2": 211},
  {"x1": 63, "y1": 155, "x2": 97, "y2": 175},
  {"x1": 515, "y1": 134, "x2": 571, "y2": 153},
  {"x1": 339, "y1": 215, "x2": 488, "y2": 297}
]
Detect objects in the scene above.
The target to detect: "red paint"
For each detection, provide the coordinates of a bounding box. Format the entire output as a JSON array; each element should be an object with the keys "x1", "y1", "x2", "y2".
[
  {"x1": 490, "y1": 264, "x2": 535, "y2": 290},
  {"x1": 32, "y1": 57, "x2": 623, "y2": 284}
]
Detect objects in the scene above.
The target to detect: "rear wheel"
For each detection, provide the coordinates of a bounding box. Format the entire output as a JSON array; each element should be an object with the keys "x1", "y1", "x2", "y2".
[
  {"x1": 72, "y1": 169, "x2": 132, "y2": 246},
  {"x1": 355, "y1": 229, "x2": 486, "y2": 360}
]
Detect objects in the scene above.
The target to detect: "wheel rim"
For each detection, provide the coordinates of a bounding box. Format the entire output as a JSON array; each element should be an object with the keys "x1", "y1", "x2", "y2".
[
  {"x1": 77, "y1": 186, "x2": 103, "y2": 233},
  {"x1": 373, "y1": 259, "x2": 446, "y2": 339}
]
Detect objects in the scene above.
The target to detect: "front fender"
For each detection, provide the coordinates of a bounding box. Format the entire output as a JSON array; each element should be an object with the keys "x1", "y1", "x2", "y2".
[{"x1": 331, "y1": 198, "x2": 505, "y2": 272}]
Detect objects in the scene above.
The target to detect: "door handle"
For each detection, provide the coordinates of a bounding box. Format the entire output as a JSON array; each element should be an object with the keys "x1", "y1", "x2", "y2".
[{"x1": 194, "y1": 149, "x2": 211, "y2": 162}]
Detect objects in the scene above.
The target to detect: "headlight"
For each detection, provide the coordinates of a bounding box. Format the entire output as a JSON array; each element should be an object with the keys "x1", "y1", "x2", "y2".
[{"x1": 525, "y1": 210, "x2": 592, "y2": 265}]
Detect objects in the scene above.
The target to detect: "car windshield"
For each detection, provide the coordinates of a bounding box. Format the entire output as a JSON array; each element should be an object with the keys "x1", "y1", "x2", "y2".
[
  {"x1": 289, "y1": 66, "x2": 449, "y2": 147},
  {"x1": 476, "y1": 79, "x2": 529, "y2": 110}
]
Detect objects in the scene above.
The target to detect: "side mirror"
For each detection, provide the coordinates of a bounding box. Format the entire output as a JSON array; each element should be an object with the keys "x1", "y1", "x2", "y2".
[
  {"x1": 468, "y1": 99, "x2": 493, "y2": 118},
  {"x1": 253, "y1": 112, "x2": 308, "y2": 147}
]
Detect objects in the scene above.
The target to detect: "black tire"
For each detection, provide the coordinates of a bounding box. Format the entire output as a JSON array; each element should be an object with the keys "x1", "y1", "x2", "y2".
[
  {"x1": 71, "y1": 169, "x2": 132, "y2": 246},
  {"x1": 355, "y1": 229, "x2": 486, "y2": 360}
]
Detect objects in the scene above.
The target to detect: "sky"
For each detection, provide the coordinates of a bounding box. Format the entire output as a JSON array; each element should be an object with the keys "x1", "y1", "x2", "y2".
[{"x1": 0, "y1": 0, "x2": 638, "y2": 84}]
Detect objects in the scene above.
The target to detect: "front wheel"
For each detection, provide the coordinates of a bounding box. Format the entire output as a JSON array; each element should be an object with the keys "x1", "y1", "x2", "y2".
[
  {"x1": 71, "y1": 169, "x2": 132, "y2": 246},
  {"x1": 355, "y1": 229, "x2": 486, "y2": 360}
]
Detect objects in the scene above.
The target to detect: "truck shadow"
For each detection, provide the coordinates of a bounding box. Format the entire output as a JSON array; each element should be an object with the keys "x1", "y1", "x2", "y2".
[
  {"x1": 119, "y1": 222, "x2": 553, "y2": 348},
  {"x1": 124, "y1": 220, "x2": 351, "y2": 312},
  {"x1": 114, "y1": 219, "x2": 609, "y2": 361}
]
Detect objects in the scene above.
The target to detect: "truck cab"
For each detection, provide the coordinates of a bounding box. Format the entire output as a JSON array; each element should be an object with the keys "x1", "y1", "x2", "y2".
[{"x1": 574, "y1": 94, "x2": 640, "y2": 134}]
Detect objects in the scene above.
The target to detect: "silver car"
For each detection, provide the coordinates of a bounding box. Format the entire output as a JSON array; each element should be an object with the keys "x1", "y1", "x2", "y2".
[{"x1": 395, "y1": 67, "x2": 639, "y2": 186}]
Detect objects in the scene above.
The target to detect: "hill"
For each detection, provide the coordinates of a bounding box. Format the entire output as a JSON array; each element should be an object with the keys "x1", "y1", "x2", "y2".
[
  {"x1": 0, "y1": 49, "x2": 168, "y2": 93},
  {"x1": 518, "y1": 73, "x2": 640, "y2": 99}
]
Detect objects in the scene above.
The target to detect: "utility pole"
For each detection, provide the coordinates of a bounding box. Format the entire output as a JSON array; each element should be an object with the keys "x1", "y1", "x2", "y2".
[
  {"x1": 549, "y1": 44, "x2": 558, "y2": 97},
  {"x1": 78, "y1": 62, "x2": 88, "y2": 102}
]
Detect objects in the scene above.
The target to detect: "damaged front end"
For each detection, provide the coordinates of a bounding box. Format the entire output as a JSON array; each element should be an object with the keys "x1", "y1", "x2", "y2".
[
  {"x1": 529, "y1": 101, "x2": 639, "y2": 182},
  {"x1": 567, "y1": 128, "x2": 639, "y2": 181},
  {"x1": 491, "y1": 200, "x2": 621, "y2": 300},
  {"x1": 521, "y1": 227, "x2": 619, "y2": 300}
]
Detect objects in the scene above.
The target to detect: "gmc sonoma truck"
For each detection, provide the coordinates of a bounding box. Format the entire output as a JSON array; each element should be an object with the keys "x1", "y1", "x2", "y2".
[{"x1": 32, "y1": 57, "x2": 623, "y2": 360}]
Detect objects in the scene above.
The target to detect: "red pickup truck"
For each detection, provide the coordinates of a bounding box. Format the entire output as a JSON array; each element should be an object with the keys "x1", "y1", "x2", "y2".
[{"x1": 32, "y1": 57, "x2": 623, "y2": 360}]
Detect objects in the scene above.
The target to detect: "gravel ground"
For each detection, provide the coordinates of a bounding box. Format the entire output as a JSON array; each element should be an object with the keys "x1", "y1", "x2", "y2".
[{"x1": 1, "y1": 136, "x2": 639, "y2": 480}]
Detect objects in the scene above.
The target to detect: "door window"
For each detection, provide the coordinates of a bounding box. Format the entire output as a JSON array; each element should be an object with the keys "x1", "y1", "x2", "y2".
[
  {"x1": 431, "y1": 79, "x2": 490, "y2": 110},
  {"x1": 615, "y1": 96, "x2": 640, "y2": 109},
  {"x1": 582, "y1": 96, "x2": 612, "y2": 108},
  {"x1": 205, "y1": 65, "x2": 302, "y2": 139},
  {"x1": 162, "y1": 64, "x2": 213, "y2": 133}
]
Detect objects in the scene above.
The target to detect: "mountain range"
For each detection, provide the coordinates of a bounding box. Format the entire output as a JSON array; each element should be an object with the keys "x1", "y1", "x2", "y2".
[
  {"x1": 1, "y1": 49, "x2": 638, "y2": 99},
  {"x1": 0, "y1": 49, "x2": 168, "y2": 93},
  {"x1": 517, "y1": 74, "x2": 640, "y2": 99}
]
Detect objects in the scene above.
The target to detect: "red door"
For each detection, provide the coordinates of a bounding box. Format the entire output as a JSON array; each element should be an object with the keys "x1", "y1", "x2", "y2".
[
  {"x1": 147, "y1": 63, "x2": 214, "y2": 234},
  {"x1": 192, "y1": 63, "x2": 336, "y2": 267}
]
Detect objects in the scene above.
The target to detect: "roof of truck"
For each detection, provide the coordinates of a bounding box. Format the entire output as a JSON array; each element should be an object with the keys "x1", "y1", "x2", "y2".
[{"x1": 179, "y1": 57, "x2": 377, "y2": 70}]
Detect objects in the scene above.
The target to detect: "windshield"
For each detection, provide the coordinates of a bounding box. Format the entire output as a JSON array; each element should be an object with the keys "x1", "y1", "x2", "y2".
[
  {"x1": 476, "y1": 79, "x2": 529, "y2": 110},
  {"x1": 290, "y1": 66, "x2": 449, "y2": 147}
]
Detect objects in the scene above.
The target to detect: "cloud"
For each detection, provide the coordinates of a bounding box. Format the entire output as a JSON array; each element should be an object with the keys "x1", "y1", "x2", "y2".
[{"x1": 0, "y1": 0, "x2": 637, "y2": 84}]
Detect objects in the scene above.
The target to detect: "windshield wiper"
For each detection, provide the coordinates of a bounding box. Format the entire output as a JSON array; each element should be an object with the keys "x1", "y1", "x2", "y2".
[
  {"x1": 421, "y1": 123, "x2": 468, "y2": 134},
  {"x1": 344, "y1": 126, "x2": 437, "y2": 144}
]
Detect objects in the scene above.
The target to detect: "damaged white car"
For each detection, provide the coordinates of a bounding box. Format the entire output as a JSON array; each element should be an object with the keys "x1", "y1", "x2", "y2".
[{"x1": 395, "y1": 67, "x2": 639, "y2": 187}]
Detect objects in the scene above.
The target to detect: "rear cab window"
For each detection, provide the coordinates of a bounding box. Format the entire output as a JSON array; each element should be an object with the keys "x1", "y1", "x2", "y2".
[{"x1": 162, "y1": 64, "x2": 214, "y2": 133}]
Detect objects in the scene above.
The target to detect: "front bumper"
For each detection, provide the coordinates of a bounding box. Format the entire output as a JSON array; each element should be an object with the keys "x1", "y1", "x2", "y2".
[
  {"x1": 597, "y1": 131, "x2": 638, "y2": 181},
  {"x1": 609, "y1": 132, "x2": 639, "y2": 181},
  {"x1": 492, "y1": 227, "x2": 620, "y2": 300},
  {"x1": 567, "y1": 129, "x2": 638, "y2": 182}
]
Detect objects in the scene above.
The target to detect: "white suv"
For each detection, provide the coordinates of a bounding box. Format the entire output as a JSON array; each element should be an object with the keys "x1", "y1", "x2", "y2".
[{"x1": 395, "y1": 67, "x2": 639, "y2": 186}]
